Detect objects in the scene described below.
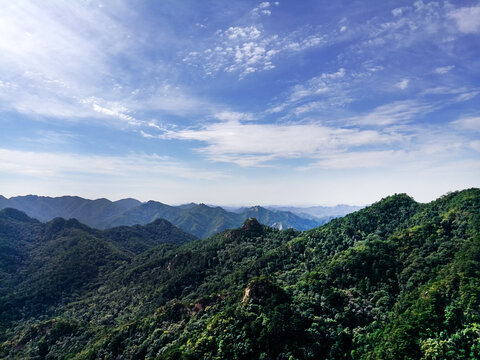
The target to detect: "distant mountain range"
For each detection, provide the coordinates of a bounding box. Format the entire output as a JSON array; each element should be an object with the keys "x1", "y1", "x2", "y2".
[{"x1": 0, "y1": 195, "x2": 359, "y2": 238}]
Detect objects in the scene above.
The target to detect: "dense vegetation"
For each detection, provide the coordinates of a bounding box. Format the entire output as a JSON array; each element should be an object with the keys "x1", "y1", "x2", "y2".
[
  {"x1": 0, "y1": 189, "x2": 479, "y2": 359},
  {"x1": 0, "y1": 196, "x2": 329, "y2": 238}
]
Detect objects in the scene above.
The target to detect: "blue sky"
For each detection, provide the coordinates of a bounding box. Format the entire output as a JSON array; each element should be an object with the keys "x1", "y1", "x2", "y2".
[{"x1": 0, "y1": 0, "x2": 479, "y2": 205}]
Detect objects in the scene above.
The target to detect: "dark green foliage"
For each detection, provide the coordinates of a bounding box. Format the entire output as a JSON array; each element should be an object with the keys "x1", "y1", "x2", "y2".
[
  {"x1": 1, "y1": 189, "x2": 479, "y2": 360},
  {"x1": 0, "y1": 211, "x2": 195, "y2": 329}
]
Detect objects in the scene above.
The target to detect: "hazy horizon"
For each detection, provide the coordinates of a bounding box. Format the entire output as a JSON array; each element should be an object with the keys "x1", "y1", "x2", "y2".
[{"x1": 2, "y1": 189, "x2": 475, "y2": 208}]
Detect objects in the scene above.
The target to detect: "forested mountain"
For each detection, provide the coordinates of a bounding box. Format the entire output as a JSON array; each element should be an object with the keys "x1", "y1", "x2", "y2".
[
  {"x1": 0, "y1": 196, "x2": 328, "y2": 238},
  {"x1": 0, "y1": 209, "x2": 195, "y2": 328},
  {"x1": 108, "y1": 202, "x2": 326, "y2": 238},
  {"x1": 1, "y1": 189, "x2": 479, "y2": 359},
  {"x1": 0, "y1": 195, "x2": 141, "y2": 227},
  {"x1": 104, "y1": 201, "x2": 240, "y2": 238}
]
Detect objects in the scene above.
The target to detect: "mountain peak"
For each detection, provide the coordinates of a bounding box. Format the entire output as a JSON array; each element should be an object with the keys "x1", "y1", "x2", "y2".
[
  {"x1": 44, "y1": 217, "x2": 91, "y2": 238},
  {"x1": 0, "y1": 208, "x2": 36, "y2": 223},
  {"x1": 250, "y1": 205, "x2": 264, "y2": 212},
  {"x1": 241, "y1": 217, "x2": 263, "y2": 237}
]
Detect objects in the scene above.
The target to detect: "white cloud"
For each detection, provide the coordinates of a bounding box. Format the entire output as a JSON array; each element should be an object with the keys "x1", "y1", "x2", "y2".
[
  {"x1": 392, "y1": 8, "x2": 403, "y2": 17},
  {"x1": 448, "y1": 6, "x2": 480, "y2": 34},
  {"x1": 183, "y1": 25, "x2": 326, "y2": 78},
  {"x1": 160, "y1": 120, "x2": 399, "y2": 166},
  {"x1": 140, "y1": 130, "x2": 155, "y2": 139},
  {"x1": 322, "y1": 68, "x2": 346, "y2": 80},
  {"x1": 395, "y1": 79, "x2": 409, "y2": 90},
  {"x1": 452, "y1": 116, "x2": 480, "y2": 132},
  {"x1": 251, "y1": 2, "x2": 277, "y2": 16},
  {"x1": 225, "y1": 26, "x2": 261, "y2": 40},
  {"x1": 434, "y1": 65, "x2": 454, "y2": 74}
]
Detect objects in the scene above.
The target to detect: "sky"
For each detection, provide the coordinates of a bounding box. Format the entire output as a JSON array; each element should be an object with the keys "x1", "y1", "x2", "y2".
[{"x1": 0, "y1": 0, "x2": 479, "y2": 206}]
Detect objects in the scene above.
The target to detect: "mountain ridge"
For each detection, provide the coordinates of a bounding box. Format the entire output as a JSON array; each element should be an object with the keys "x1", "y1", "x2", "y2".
[{"x1": 0, "y1": 195, "x2": 348, "y2": 238}]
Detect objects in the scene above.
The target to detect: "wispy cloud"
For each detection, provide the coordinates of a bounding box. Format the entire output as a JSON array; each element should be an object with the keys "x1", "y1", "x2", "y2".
[
  {"x1": 160, "y1": 119, "x2": 399, "y2": 166},
  {"x1": 352, "y1": 100, "x2": 434, "y2": 126}
]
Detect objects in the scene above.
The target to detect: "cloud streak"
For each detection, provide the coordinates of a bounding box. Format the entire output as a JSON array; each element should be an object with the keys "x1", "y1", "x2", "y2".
[
  {"x1": 352, "y1": 100, "x2": 435, "y2": 126},
  {"x1": 0, "y1": 148, "x2": 226, "y2": 180}
]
